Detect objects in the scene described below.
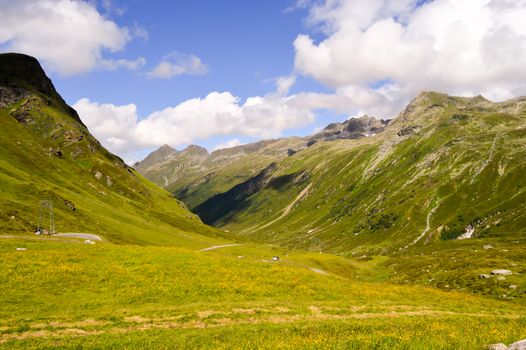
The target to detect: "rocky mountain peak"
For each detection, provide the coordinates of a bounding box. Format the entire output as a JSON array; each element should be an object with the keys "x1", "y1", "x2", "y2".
[
  {"x1": 181, "y1": 144, "x2": 209, "y2": 158},
  {"x1": 157, "y1": 144, "x2": 177, "y2": 154},
  {"x1": 0, "y1": 53, "x2": 85, "y2": 125},
  {"x1": 135, "y1": 144, "x2": 178, "y2": 171},
  {"x1": 311, "y1": 115, "x2": 389, "y2": 141},
  {"x1": 0, "y1": 53, "x2": 56, "y2": 96}
]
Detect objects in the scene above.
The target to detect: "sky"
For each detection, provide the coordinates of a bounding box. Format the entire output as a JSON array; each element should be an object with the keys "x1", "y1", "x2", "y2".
[{"x1": 2, "y1": 0, "x2": 526, "y2": 163}]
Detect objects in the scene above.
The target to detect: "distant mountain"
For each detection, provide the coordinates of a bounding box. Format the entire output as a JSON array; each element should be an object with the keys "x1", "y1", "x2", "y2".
[
  {"x1": 136, "y1": 115, "x2": 386, "y2": 209},
  {"x1": 310, "y1": 115, "x2": 389, "y2": 141},
  {"x1": 136, "y1": 137, "x2": 307, "y2": 208},
  {"x1": 0, "y1": 53, "x2": 220, "y2": 245},
  {"x1": 138, "y1": 90, "x2": 526, "y2": 253}
]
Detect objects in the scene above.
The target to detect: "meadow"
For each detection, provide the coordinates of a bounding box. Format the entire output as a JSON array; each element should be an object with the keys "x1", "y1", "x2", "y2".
[{"x1": 1, "y1": 235, "x2": 524, "y2": 349}]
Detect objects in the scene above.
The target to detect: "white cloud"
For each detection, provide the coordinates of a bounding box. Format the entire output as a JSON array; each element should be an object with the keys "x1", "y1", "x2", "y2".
[
  {"x1": 74, "y1": 81, "x2": 314, "y2": 163},
  {"x1": 73, "y1": 98, "x2": 139, "y2": 156},
  {"x1": 275, "y1": 75, "x2": 297, "y2": 96},
  {"x1": 100, "y1": 57, "x2": 146, "y2": 71},
  {"x1": 213, "y1": 139, "x2": 244, "y2": 151},
  {"x1": 0, "y1": 0, "x2": 145, "y2": 75},
  {"x1": 147, "y1": 52, "x2": 208, "y2": 79},
  {"x1": 293, "y1": 0, "x2": 526, "y2": 117}
]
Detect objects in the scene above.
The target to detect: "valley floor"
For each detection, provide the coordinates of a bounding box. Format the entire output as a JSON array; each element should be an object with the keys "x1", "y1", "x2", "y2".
[{"x1": 1, "y1": 235, "x2": 525, "y2": 349}]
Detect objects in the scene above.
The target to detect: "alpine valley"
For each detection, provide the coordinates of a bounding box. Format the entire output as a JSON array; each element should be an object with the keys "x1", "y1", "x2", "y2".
[{"x1": 1, "y1": 53, "x2": 525, "y2": 350}]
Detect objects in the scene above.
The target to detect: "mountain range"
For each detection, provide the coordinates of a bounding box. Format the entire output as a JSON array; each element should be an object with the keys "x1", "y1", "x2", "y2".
[{"x1": 138, "y1": 91, "x2": 526, "y2": 255}]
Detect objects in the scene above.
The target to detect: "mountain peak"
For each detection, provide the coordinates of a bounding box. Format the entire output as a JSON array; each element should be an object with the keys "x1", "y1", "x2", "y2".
[
  {"x1": 0, "y1": 52, "x2": 85, "y2": 125},
  {"x1": 312, "y1": 115, "x2": 389, "y2": 141},
  {"x1": 181, "y1": 144, "x2": 209, "y2": 158},
  {"x1": 159, "y1": 144, "x2": 176, "y2": 152},
  {"x1": 399, "y1": 91, "x2": 493, "y2": 123},
  {"x1": 0, "y1": 53, "x2": 55, "y2": 95}
]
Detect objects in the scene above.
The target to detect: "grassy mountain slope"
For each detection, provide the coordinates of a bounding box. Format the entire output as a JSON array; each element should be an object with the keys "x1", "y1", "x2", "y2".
[
  {"x1": 0, "y1": 53, "x2": 222, "y2": 247},
  {"x1": 186, "y1": 92, "x2": 526, "y2": 255}
]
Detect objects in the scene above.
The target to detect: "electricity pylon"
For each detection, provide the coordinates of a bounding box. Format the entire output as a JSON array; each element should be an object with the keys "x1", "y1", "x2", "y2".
[{"x1": 38, "y1": 200, "x2": 55, "y2": 235}]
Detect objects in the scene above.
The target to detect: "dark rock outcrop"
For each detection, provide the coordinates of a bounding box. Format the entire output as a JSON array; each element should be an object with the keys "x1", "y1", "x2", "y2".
[{"x1": 0, "y1": 53, "x2": 85, "y2": 126}]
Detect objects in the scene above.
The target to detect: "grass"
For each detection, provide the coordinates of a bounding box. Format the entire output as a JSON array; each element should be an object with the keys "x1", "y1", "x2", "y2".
[{"x1": 1, "y1": 236, "x2": 525, "y2": 349}]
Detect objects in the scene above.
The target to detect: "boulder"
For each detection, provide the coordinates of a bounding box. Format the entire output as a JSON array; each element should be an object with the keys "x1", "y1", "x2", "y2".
[
  {"x1": 508, "y1": 285, "x2": 518, "y2": 290},
  {"x1": 483, "y1": 244, "x2": 494, "y2": 250},
  {"x1": 15, "y1": 247, "x2": 27, "y2": 251},
  {"x1": 497, "y1": 276, "x2": 506, "y2": 281},
  {"x1": 479, "y1": 274, "x2": 492, "y2": 279},
  {"x1": 487, "y1": 344, "x2": 508, "y2": 350},
  {"x1": 509, "y1": 339, "x2": 526, "y2": 350},
  {"x1": 491, "y1": 269, "x2": 513, "y2": 276}
]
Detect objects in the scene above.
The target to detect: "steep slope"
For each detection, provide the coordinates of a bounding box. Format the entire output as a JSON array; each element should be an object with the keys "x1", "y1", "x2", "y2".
[
  {"x1": 174, "y1": 92, "x2": 526, "y2": 254},
  {"x1": 0, "y1": 53, "x2": 222, "y2": 246}
]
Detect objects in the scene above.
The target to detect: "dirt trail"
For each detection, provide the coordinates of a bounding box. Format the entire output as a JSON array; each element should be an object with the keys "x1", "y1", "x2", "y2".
[
  {"x1": 198, "y1": 244, "x2": 242, "y2": 252},
  {"x1": 0, "y1": 306, "x2": 513, "y2": 344},
  {"x1": 257, "y1": 183, "x2": 312, "y2": 230},
  {"x1": 53, "y1": 233, "x2": 102, "y2": 241}
]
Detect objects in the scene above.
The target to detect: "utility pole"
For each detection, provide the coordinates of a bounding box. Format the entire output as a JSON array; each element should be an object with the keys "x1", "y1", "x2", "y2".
[{"x1": 38, "y1": 200, "x2": 55, "y2": 234}]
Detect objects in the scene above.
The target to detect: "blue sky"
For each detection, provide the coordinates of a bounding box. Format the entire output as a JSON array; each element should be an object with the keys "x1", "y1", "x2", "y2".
[
  {"x1": 49, "y1": 0, "x2": 345, "y2": 157},
  {"x1": 2, "y1": 0, "x2": 526, "y2": 163}
]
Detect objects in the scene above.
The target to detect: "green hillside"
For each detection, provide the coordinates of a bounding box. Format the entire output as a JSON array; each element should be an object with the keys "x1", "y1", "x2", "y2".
[
  {"x1": 136, "y1": 91, "x2": 526, "y2": 303},
  {"x1": 0, "y1": 53, "x2": 223, "y2": 247},
  {"x1": 148, "y1": 92, "x2": 526, "y2": 254}
]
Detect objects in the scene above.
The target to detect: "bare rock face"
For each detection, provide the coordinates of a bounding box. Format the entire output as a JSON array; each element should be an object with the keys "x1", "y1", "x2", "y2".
[
  {"x1": 492, "y1": 340, "x2": 526, "y2": 350},
  {"x1": 310, "y1": 115, "x2": 389, "y2": 141},
  {"x1": 509, "y1": 339, "x2": 526, "y2": 350},
  {"x1": 0, "y1": 86, "x2": 29, "y2": 108}
]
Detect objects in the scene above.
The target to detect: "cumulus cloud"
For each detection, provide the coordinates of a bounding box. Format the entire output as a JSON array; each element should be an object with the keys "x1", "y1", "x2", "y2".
[
  {"x1": 293, "y1": 0, "x2": 526, "y2": 117},
  {"x1": 74, "y1": 81, "x2": 314, "y2": 163},
  {"x1": 0, "y1": 0, "x2": 145, "y2": 75},
  {"x1": 147, "y1": 52, "x2": 208, "y2": 79},
  {"x1": 213, "y1": 139, "x2": 244, "y2": 151}
]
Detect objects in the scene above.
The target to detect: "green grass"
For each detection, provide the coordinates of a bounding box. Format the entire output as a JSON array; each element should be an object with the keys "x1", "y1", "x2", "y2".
[{"x1": 1, "y1": 237, "x2": 525, "y2": 349}]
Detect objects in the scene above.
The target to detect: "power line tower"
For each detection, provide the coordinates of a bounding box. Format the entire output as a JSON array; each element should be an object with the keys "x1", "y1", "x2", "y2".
[{"x1": 38, "y1": 200, "x2": 55, "y2": 235}]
